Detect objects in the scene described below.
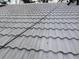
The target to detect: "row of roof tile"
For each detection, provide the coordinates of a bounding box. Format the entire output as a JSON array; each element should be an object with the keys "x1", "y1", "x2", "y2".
[
  {"x1": 0, "y1": 47, "x2": 79, "y2": 59},
  {"x1": 5, "y1": 36, "x2": 79, "y2": 54},
  {"x1": 0, "y1": 3, "x2": 79, "y2": 59}
]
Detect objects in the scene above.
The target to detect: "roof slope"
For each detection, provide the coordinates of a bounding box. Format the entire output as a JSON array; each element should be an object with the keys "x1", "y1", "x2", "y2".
[{"x1": 0, "y1": 3, "x2": 79, "y2": 59}]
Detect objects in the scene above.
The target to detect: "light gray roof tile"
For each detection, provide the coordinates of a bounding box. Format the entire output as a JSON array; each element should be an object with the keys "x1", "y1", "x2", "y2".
[
  {"x1": 9, "y1": 28, "x2": 25, "y2": 35},
  {"x1": 0, "y1": 48, "x2": 10, "y2": 59},
  {"x1": 0, "y1": 3, "x2": 79, "y2": 59},
  {"x1": 41, "y1": 19, "x2": 79, "y2": 23},
  {"x1": 50, "y1": 12, "x2": 79, "y2": 16},
  {"x1": 5, "y1": 36, "x2": 79, "y2": 54},
  {"x1": 0, "y1": 28, "x2": 25, "y2": 35},
  {"x1": 0, "y1": 28, "x2": 14, "y2": 35},
  {"x1": 0, "y1": 48, "x2": 79, "y2": 59},
  {"x1": 46, "y1": 16, "x2": 79, "y2": 19},
  {"x1": 0, "y1": 19, "x2": 39, "y2": 23},
  {"x1": 0, "y1": 15, "x2": 44, "y2": 19},
  {"x1": 22, "y1": 29, "x2": 79, "y2": 39},
  {"x1": 0, "y1": 36, "x2": 13, "y2": 46}
]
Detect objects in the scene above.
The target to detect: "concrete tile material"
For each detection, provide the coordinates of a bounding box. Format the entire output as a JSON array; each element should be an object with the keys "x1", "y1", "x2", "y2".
[
  {"x1": 6, "y1": 36, "x2": 79, "y2": 54},
  {"x1": 0, "y1": 48, "x2": 79, "y2": 59},
  {"x1": 34, "y1": 23, "x2": 79, "y2": 30},
  {"x1": 41, "y1": 19, "x2": 79, "y2": 23},
  {"x1": 22, "y1": 28, "x2": 79, "y2": 39},
  {"x1": 0, "y1": 19, "x2": 40, "y2": 23},
  {"x1": 0, "y1": 3, "x2": 79, "y2": 59},
  {"x1": 0, "y1": 22, "x2": 34, "y2": 28},
  {"x1": 0, "y1": 35, "x2": 13, "y2": 46},
  {"x1": 0, "y1": 28, "x2": 25, "y2": 35}
]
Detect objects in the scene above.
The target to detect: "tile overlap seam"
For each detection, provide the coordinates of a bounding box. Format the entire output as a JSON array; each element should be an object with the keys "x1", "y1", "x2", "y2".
[
  {"x1": 0, "y1": 46, "x2": 79, "y2": 55},
  {"x1": 0, "y1": 3, "x2": 59, "y2": 49}
]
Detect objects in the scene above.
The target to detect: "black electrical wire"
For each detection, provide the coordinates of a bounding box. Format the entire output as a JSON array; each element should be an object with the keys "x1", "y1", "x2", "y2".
[{"x1": 0, "y1": 3, "x2": 60, "y2": 49}]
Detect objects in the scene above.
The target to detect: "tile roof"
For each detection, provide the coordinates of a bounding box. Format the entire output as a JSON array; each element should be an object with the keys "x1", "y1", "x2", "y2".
[
  {"x1": 0, "y1": 3, "x2": 79, "y2": 59},
  {"x1": 0, "y1": 48, "x2": 79, "y2": 59}
]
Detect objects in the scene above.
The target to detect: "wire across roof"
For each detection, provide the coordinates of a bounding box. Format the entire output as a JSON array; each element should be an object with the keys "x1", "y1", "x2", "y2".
[{"x1": 0, "y1": 3, "x2": 79, "y2": 59}]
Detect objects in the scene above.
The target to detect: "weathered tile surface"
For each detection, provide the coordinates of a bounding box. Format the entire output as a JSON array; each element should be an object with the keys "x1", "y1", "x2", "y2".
[{"x1": 0, "y1": 3, "x2": 79, "y2": 59}]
